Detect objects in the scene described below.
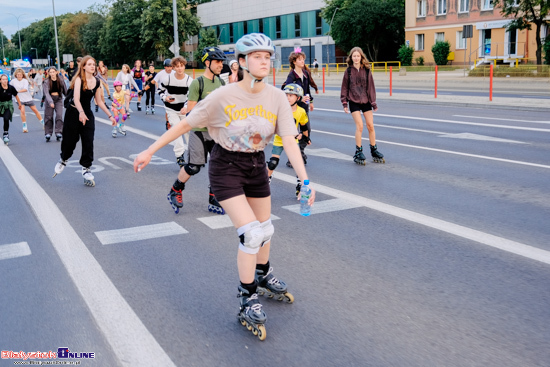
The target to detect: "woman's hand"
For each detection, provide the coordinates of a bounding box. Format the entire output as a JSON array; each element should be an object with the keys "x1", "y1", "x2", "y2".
[
  {"x1": 109, "y1": 116, "x2": 117, "y2": 126},
  {"x1": 50, "y1": 103, "x2": 55, "y2": 108},
  {"x1": 133, "y1": 150, "x2": 153, "y2": 173},
  {"x1": 79, "y1": 111, "x2": 89, "y2": 125},
  {"x1": 180, "y1": 106, "x2": 188, "y2": 115},
  {"x1": 309, "y1": 103, "x2": 314, "y2": 112},
  {"x1": 343, "y1": 106, "x2": 349, "y2": 114}
]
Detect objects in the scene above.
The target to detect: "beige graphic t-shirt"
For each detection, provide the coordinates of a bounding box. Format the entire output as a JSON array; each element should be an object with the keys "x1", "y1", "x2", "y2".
[{"x1": 185, "y1": 83, "x2": 298, "y2": 152}]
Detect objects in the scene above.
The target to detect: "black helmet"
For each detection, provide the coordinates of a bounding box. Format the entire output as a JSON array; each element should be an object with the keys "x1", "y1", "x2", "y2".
[
  {"x1": 163, "y1": 59, "x2": 172, "y2": 67},
  {"x1": 201, "y1": 47, "x2": 226, "y2": 63}
]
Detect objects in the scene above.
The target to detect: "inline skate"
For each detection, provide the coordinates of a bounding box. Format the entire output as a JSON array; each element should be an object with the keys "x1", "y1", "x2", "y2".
[
  {"x1": 176, "y1": 154, "x2": 185, "y2": 168},
  {"x1": 208, "y1": 187, "x2": 225, "y2": 215},
  {"x1": 22, "y1": 122, "x2": 28, "y2": 133},
  {"x1": 45, "y1": 134, "x2": 51, "y2": 142},
  {"x1": 52, "y1": 158, "x2": 67, "y2": 177},
  {"x1": 82, "y1": 167, "x2": 95, "y2": 187},
  {"x1": 151, "y1": 107, "x2": 155, "y2": 115},
  {"x1": 118, "y1": 123, "x2": 127, "y2": 136},
  {"x1": 145, "y1": 106, "x2": 150, "y2": 115},
  {"x1": 3, "y1": 132, "x2": 9, "y2": 146},
  {"x1": 237, "y1": 284, "x2": 267, "y2": 341},
  {"x1": 295, "y1": 179, "x2": 301, "y2": 198},
  {"x1": 255, "y1": 266, "x2": 294, "y2": 303},
  {"x1": 370, "y1": 144, "x2": 385, "y2": 163},
  {"x1": 112, "y1": 126, "x2": 117, "y2": 138},
  {"x1": 167, "y1": 186, "x2": 183, "y2": 214},
  {"x1": 353, "y1": 145, "x2": 366, "y2": 165},
  {"x1": 56, "y1": 133, "x2": 62, "y2": 142}
]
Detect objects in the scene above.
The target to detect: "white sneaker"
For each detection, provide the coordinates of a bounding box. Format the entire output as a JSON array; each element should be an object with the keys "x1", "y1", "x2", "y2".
[{"x1": 53, "y1": 159, "x2": 67, "y2": 177}]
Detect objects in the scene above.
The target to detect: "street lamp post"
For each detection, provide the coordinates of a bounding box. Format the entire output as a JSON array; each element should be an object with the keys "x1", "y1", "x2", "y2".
[
  {"x1": 302, "y1": 38, "x2": 312, "y2": 68},
  {"x1": 30, "y1": 47, "x2": 38, "y2": 64},
  {"x1": 52, "y1": 0, "x2": 61, "y2": 69},
  {"x1": 1, "y1": 29, "x2": 5, "y2": 61},
  {"x1": 326, "y1": 7, "x2": 339, "y2": 70},
  {"x1": 7, "y1": 13, "x2": 26, "y2": 60},
  {"x1": 172, "y1": 0, "x2": 180, "y2": 57}
]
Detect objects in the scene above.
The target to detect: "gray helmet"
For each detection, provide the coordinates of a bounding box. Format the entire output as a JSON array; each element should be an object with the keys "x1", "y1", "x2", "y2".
[
  {"x1": 163, "y1": 59, "x2": 172, "y2": 67},
  {"x1": 235, "y1": 33, "x2": 274, "y2": 56}
]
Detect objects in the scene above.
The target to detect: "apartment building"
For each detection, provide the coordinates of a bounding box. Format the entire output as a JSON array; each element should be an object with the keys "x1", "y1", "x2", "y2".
[
  {"x1": 197, "y1": 0, "x2": 340, "y2": 67},
  {"x1": 405, "y1": 0, "x2": 549, "y2": 66}
]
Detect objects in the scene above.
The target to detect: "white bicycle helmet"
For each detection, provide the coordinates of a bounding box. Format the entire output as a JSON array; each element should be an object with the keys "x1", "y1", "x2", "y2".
[{"x1": 235, "y1": 33, "x2": 274, "y2": 88}]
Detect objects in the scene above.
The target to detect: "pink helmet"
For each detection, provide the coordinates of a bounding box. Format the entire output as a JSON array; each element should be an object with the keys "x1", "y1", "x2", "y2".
[{"x1": 113, "y1": 81, "x2": 123, "y2": 87}]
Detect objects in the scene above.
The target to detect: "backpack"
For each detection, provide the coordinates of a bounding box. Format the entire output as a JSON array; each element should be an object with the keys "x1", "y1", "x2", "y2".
[{"x1": 197, "y1": 75, "x2": 225, "y2": 102}]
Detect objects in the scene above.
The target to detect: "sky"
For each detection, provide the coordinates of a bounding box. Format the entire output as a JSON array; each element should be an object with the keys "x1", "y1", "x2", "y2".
[{"x1": 0, "y1": 0, "x2": 108, "y2": 39}]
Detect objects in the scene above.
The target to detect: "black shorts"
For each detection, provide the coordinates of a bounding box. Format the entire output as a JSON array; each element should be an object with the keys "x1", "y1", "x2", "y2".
[
  {"x1": 208, "y1": 144, "x2": 270, "y2": 202},
  {"x1": 349, "y1": 100, "x2": 372, "y2": 113}
]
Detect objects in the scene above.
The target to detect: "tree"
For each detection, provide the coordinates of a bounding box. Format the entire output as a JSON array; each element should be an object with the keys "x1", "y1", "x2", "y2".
[
  {"x1": 59, "y1": 12, "x2": 90, "y2": 58},
  {"x1": 195, "y1": 27, "x2": 218, "y2": 65},
  {"x1": 493, "y1": 0, "x2": 550, "y2": 65},
  {"x1": 81, "y1": 12, "x2": 107, "y2": 60},
  {"x1": 322, "y1": 0, "x2": 405, "y2": 61},
  {"x1": 141, "y1": 0, "x2": 202, "y2": 62}
]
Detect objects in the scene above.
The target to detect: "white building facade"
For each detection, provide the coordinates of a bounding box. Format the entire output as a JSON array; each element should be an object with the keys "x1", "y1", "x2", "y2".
[{"x1": 197, "y1": 0, "x2": 337, "y2": 67}]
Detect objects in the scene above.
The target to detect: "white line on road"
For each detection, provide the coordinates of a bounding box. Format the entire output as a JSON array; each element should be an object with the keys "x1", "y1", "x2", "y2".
[
  {"x1": 315, "y1": 108, "x2": 550, "y2": 132},
  {"x1": 313, "y1": 130, "x2": 550, "y2": 170},
  {"x1": 96, "y1": 222, "x2": 188, "y2": 245},
  {"x1": 0, "y1": 242, "x2": 31, "y2": 261},
  {"x1": 197, "y1": 214, "x2": 280, "y2": 229},
  {"x1": 273, "y1": 171, "x2": 550, "y2": 266},
  {"x1": 452, "y1": 115, "x2": 550, "y2": 124},
  {"x1": 0, "y1": 145, "x2": 176, "y2": 367},
  {"x1": 282, "y1": 198, "x2": 364, "y2": 215}
]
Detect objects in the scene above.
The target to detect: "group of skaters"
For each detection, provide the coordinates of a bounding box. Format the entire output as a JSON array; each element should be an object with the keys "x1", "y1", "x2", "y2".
[{"x1": 1, "y1": 32, "x2": 383, "y2": 340}]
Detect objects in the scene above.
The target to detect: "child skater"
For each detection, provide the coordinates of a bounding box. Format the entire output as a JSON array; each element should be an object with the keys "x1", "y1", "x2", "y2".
[
  {"x1": 134, "y1": 33, "x2": 315, "y2": 341},
  {"x1": 267, "y1": 83, "x2": 309, "y2": 197},
  {"x1": 110, "y1": 81, "x2": 129, "y2": 138}
]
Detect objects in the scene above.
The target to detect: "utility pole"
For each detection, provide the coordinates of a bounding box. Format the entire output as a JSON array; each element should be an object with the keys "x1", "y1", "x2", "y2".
[
  {"x1": 326, "y1": 7, "x2": 339, "y2": 72},
  {"x1": 52, "y1": 0, "x2": 61, "y2": 69},
  {"x1": 172, "y1": 0, "x2": 180, "y2": 57}
]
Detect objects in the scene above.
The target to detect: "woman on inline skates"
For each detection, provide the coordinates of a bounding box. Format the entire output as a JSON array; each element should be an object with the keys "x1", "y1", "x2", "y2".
[
  {"x1": 134, "y1": 33, "x2": 315, "y2": 341},
  {"x1": 340, "y1": 47, "x2": 384, "y2": 164}
]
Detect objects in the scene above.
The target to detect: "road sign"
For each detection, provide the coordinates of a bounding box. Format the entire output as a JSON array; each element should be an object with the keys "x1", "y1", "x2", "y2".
[
  {"x1": 169, "y1": 42, "x2": 179, "y2": 55},
  {"x1": 62, "y1": 54, "x2": 73, "y2": 63},
  {"x1": 463, "y1": 25, "x2": 473, "y2": 39}
]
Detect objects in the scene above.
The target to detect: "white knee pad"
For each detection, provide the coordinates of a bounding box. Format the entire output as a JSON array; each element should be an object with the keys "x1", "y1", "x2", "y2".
[
  {"x1": 237, "y1": 221, "x2": 263, "y2": 255},
  {"x1": 260, "y1": 219, "x2": 274, "y2": 246}
]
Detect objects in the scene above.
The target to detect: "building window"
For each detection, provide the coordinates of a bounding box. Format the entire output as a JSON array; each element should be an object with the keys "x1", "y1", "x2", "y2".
[
  {"x1": 417, "y1": 0, "x2": 426, "y2": 17},
  {"x1": 276, "y1": 16, "x2": 281, "y2": 39},
  {"x1": 259, "y1": 18, "x2": 264, "y2": 34},
  {"x1": 437, "y1": 0, "x2": 447, "y2": 14},
  {"x1": 295, "y1": 14, "x2": 301, "y2": 37},
  {"x1": 482, "y1": 0, "x2": 494, "y2": 10},
  {"x1": 315, "y1": 10, "x2": 323, "y2": 36},
  {"x1": 457, "y1": 31, "x2": 467, "y2": 49},
  {"x1": 458, "y1": 0, "x2": 469, "y2": 13},
  {"x1": 415, "y1": 34, "x2": 424, "y2": 51},
  {"x1": 244, "y1": 21, "x2": 248, "y2": 35},
  {"x1": 229, "y1": 23, "x2": 234, "y2": 43},
  {"x1": 435, "y1": 32, "x2": 445, "y2": 42}
]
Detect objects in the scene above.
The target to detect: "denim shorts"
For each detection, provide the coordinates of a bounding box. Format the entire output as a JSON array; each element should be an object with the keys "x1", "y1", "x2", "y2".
[
  {"x1": 271, "y1": 145, "x2": 284, "y2": 156},
  {"x1": 208, "y1": 144, "x2": 270, "y2": 202}
]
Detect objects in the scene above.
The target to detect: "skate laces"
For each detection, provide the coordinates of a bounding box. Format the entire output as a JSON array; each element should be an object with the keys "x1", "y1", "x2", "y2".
[
  {"x1": 245, "y1": 293, "x2": 263, "y2": 313},
  {"x1": 263, "y1": 267, "x2": 282, "y2": 287}
]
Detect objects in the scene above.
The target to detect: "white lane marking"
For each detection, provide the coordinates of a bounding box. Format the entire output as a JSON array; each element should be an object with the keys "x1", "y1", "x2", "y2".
[
  {"x1": 453, "y1": 115, "x2": 550, "y2": 124},
  {"x1": 198, "y1": 214, "x2": 280, "y2": 229},
  {"x1": 375, "y1": 124, "x2": 444, "y2": 134},
  {"x1": 0, "y1": 242, "x2": 31, "y2": 261},
  {"x1": 305, "y1": 148, "x2": 351, "y2": 160},
  {"x1": 438, "y1": 133, "x2": 526, "y2": 144},
  {"x1": 315, "y1": 108, "x2": 550, "y2": 132},
  {"x1": 273, "y1": 170, "x2": 550, "y2": 266},
  {"x1": 282, "y1": 198, "x2": 364, "y2": 215},
  {"x1": 96, "y1": 117, "x2": 176, "y2": 147},
  {"x1": 313, "y1": 130, "x2": 550, "y2": 170},
  {"x1": 0, "y1": 145, "x2": 176, "y2": 367},
  {"x1": 96, "y1": 222, "x2": 188, "y2": 245}
]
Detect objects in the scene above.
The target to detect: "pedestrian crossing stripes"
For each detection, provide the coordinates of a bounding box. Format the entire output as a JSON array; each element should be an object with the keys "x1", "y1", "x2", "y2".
[
  {"x1": 282, "y1": 198, "x2": 364, "y2": 215},
  {"x1": 0, "y1": 242, "x2": 31, "y2": 261},
  {"x1": 197, "y1": 214, "x2": 281, "y2": 229},
  {"x1": 95, "y1": 222, "x2": 188, "y2": 245}
]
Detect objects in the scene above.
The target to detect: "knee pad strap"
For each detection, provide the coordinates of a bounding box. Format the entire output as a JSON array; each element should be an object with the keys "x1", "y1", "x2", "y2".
[{"x1": 237, "y1": 221, "x2": 263, "y2": 255}]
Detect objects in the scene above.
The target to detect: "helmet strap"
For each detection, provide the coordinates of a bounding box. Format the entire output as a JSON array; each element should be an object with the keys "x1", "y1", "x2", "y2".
[{"x1": 242, "y1": 55, "x2": 264, "y2": 89}]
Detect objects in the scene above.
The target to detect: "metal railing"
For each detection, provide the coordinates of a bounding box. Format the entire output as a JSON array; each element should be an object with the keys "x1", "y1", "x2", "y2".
[{"x1": 279, "y1": 61, "x2": 402, "y2": 74}]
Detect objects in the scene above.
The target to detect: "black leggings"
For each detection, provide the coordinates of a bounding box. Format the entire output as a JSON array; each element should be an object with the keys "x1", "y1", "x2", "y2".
[
  {"x1": 2, "y1": 109, "x2": 12, "y2": 132},
  {"x1": 145, "y1": 86, "x2": 155, "y2": 107},
  {"x1": 60, "y1": 107, "x2": 95, "y2": 168}
]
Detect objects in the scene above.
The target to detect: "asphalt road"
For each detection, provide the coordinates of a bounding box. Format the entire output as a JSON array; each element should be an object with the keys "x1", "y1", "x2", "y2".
[{"x1": 1, "y1": 94, "x2": 549, "y2": 366}]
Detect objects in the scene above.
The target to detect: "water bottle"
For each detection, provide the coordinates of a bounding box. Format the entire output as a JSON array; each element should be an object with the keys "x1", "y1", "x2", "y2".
[{"x1": 299, "y1": 180, "x2": 312, "y2": 217}]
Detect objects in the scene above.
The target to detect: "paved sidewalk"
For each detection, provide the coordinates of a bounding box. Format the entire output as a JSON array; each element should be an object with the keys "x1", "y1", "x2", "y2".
[{"x1": 272, "y1": 70, "x2": 550, "y2": 112}]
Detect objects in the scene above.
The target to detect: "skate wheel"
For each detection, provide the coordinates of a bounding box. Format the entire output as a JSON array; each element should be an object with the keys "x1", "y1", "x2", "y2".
[
  {"x1": 267, "y1": 294, "x2": 274, "y2": 299},
  {"x1": 246, "y1": 323, "x2": 253, "y2": 331},
  {"x1": 257, "y1": 290, "x2": 265, "y2": 296},
  {"x1": 257, "y1": 325, "x2": 266, "y2": 341},
  {"x1": 252, "y1": 328, "x2": 258, "y2": 336},
  {"x1": 284, "y1": 292, "x2": 294, "y2": 304},
  {"x1": 240, "y1": 319, "x2": 247, "y2": 327}
]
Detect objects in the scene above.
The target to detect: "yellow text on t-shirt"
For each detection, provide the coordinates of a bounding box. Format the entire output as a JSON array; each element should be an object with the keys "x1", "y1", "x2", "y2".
[{"x1": 224, "y1": 104, "x2": 277, "y2": 127}]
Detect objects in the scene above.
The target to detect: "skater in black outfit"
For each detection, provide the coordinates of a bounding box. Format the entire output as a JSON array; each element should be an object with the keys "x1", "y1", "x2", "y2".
[
  {"x1": 1, "y1": 75, "x2": 22, "y2": 145},
  {"x1": 53, "y1": 55, "x2": 117, "y2": 186},
  {"x1": 144, "y1": 63, "x2": 157, "y2": 114},
  {"x1": 340, "y1": 47, "x2": 384, "y2": 164}
]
